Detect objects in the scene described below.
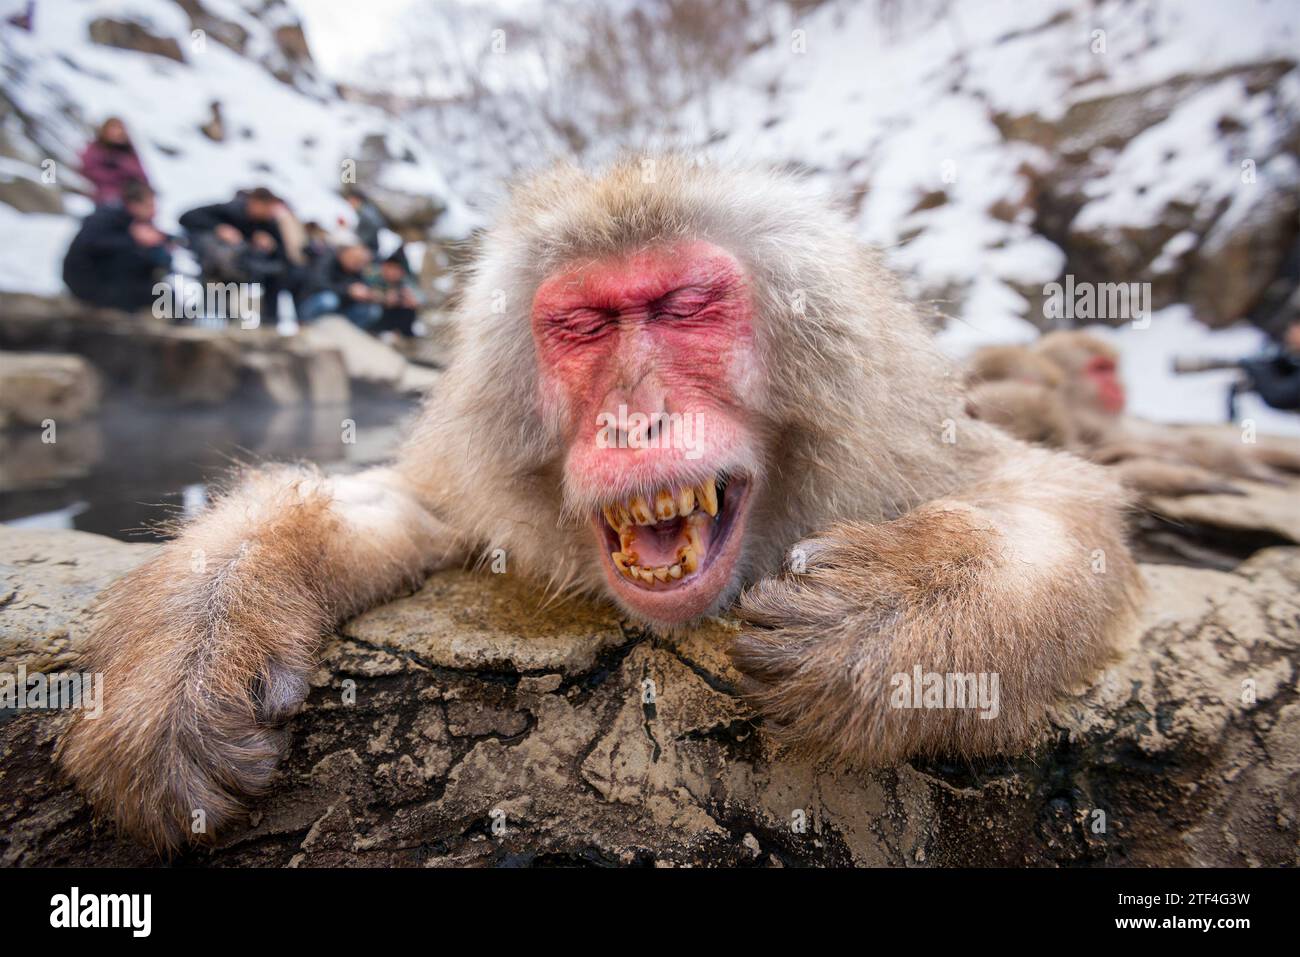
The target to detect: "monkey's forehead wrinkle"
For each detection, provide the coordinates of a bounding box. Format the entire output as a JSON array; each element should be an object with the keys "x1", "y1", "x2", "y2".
[{"x1": 498, "y1": 154, "x2": 847, "y2": 279}]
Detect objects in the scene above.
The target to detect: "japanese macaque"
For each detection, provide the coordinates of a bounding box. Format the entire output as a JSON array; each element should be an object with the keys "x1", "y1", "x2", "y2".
[
  {"x1": 963, "y1": 346, "x2": 1076, "y2": 448},
  {"x1": 59, "y1": 157, "x2": 1143, "y2": 854},
  {"x1": 1037, "y1": 331, "x2": 1300, "y2": 487},
  {"x1": 965, "y1": 332, "x2": 1300, "y2": 496}
]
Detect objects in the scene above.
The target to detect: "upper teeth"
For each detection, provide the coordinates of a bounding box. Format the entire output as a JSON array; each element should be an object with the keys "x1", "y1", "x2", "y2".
[{"x1": 604, "y1": 478, "x2": 720, "y2": 532}]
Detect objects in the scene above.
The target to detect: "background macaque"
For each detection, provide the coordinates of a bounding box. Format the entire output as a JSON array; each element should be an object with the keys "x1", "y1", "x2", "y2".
[
  {"x1": 60, "y1": 157, "x2": 1143, "y2": 853},
  {"x1": 966, "y1": 331, "x2": 1300, "y2": 497},
  {"x1": 963, "y1": 346, "x2": 1076, "y2": 448}
]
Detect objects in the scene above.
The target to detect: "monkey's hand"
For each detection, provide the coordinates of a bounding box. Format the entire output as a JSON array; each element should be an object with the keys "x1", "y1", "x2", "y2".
[
  {"x1": 731, "y1": 466, "x2": 1141, "y2": 767},
  {"x1": 57, "y1": 466, "x2": 460, "y2": 854}
]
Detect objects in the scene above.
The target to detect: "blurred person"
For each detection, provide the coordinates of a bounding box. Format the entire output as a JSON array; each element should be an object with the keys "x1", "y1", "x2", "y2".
[
  {"x1": 62, "y1": 180, "x2": 172, "y2": 312},
  {"x1": 79, "y1": 117, "x2": 151, "y2": 206},
  {"x1": 1232, "y1": 320, "x2": 1300, "y2": 415},
  {"x1": 180, "y1": 187, "x2": 293, "y2": 322},
  {"x1": 297, "y1": 241, "x2": 381, "y2": 327},
  {"x1": 344, "y1": 189, "x2": 386, "y2": 255},
  {"x1": 292, "y1": 221, "x2": 333, "y2": 312},
  {"x1": 301, "y1": 221, "x2": 332, "y2": 265},
  {"x1": 365, "y1": 249, "x2": 423, "y2": 338}
]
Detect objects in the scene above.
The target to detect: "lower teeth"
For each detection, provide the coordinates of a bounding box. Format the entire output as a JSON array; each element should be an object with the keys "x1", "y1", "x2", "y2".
[{"x1": 611, "y1": 545, "x2": 696, "y2": 585}]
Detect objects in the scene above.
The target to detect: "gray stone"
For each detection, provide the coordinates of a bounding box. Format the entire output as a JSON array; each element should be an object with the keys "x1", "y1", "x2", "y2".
[
  {"x1": 0, "y1": 352, "x2": 101, "y2": 427},
  {"x1": 87, "y1": 18, "x2": 184, "y2": 62},
  {"x1": 300, "y1": 316, "x2": 407, "y2": 387},
  {"x1": 0, "y1": 173, "x2": 62, "y2": 215}
]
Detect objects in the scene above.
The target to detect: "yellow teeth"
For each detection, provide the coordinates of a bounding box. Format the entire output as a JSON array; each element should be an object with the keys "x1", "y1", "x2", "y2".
[
  {"x1": 629, "y1": 495, "x2": 654, "y2": 526},
  {"x1": 678, "y1": 544, "x2": 699, "y2": 574},
  {"x1": 601, "y1": 478, "x2": 721, "y2": 533},
  {"x1": 654, "y1": 489, "x2": 676, "y2": 521},
  {"x1": 603, "y1": 476, "x2": 727, "y2": 587},
  {"x1": 697, "y1": 480, "x2": 718, "y2": 517},
  {"x1": 676, "y1": 486, "x2": 695, "y2": 515},
  {"x1": 685, "y1": 514, "x2": 705, "y2": 552},
  {"x1": 614, "y1": 547, "x2": 697, "y2": 586},
  {"x1": 603, "y1": 503, "x2": 631, "y2": 530}
]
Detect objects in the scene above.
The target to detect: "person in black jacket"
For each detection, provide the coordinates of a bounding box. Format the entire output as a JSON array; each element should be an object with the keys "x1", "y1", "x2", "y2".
[
  {"x1": 344, "y1": 190, "x2": 386, "y2": 256},
  {"x1": 296, "y1": 242, "x2": 382, "y2": 327},
  {"x1": 365, "y1": 249, "x2": 423, "y2": 337},
  {"x1": 179, "y1": 187, "x2": 293, "y2": 321},
  {"x1": 1239, "y1": 321, "x2": 1300, "y2": 413},
  {"x1": 62, "y1": 180, "x2": 171, "y2": 312}
]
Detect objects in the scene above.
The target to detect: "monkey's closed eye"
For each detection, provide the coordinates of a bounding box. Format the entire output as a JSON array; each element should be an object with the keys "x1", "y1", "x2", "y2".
[
  {"x1": 550, "y1": 307, "x2": 619, "y2": 338},
  {"x1": 652, "y1": 286, "x2": 715, "y2": 321}
]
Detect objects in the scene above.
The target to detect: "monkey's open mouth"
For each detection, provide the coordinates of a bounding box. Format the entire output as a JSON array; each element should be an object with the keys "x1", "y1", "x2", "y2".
[{"x1": 594, "y1": 473, "x2": 749, "y2": 619}]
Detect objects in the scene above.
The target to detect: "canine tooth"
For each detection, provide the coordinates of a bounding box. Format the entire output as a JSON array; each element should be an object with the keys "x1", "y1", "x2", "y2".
[
  {"x1": 653, "y1": 566, "x2": 670, "y2": 582},
  {"x1": 668, "y1": 564, "x2": 683, "y2": 579},
  {"x1": 678, "y1": 544, "x2": 698, "y2": 574},
  {"x1": 654, "y1": 489, "x2": 677, "y2": 521},
  {"x1": 619, "y1": 529, "x2": 638, "y2": 556},
  {"x1": 684, "y1": 518, "x2": 704, "y2": 554},
  {"x1": 676, "y1": 486, "x2": 695, "y2": 515},
  {"x1": 604, "y1": 504, "x2": 630, "y2": 530},
  {"x1": 697, "y1": 480, "x2": 718, "y2": 517},
  {"x1": 629, "y1": 495, "x2": 654, "y2": 525},
  {"x1": 602, "y1": 505, "x2": 621, "y2": 530}
]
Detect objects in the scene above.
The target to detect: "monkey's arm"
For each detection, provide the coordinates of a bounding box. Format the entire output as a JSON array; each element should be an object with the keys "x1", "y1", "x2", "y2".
[
  {"x1": 58, "y1": 465, "x2": 463, "y2": 853},
  {"x1": 730, "y1": 443, "x2": 1143, "y2": 766}
]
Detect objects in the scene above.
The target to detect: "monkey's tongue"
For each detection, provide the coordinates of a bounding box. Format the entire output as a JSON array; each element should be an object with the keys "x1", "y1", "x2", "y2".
[{"x1": 640, "y1": 515, "x2": 713, "y2": 566}]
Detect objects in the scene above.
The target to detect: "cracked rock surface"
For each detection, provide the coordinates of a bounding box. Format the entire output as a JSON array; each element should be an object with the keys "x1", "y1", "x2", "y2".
[{"x1": 1, "y1": 528, "x2": 1297, "y2": 866}]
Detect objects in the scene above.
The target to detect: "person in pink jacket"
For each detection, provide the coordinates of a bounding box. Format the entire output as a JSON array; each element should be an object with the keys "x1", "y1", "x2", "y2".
[{"x1": 79, "y1": 117, "x2": 151, "y2": 206}]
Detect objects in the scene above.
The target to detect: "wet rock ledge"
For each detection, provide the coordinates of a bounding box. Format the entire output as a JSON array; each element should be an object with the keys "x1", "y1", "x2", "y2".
[{"x1": 1, "y1": 528, "x2": 1298, "y2": 867}]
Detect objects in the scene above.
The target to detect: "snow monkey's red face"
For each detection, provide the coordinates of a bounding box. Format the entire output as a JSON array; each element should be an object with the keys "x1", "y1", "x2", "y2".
[
  {"x1": 532, "y1": 240, "x2": 762, "y2": 625},
  {"x1": 1084, "y1": 351, "x2": 1125, "y2": 415}
]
